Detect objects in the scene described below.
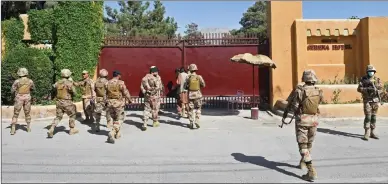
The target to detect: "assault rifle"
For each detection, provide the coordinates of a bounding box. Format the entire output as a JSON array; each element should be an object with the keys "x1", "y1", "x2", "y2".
[
  {"x1": 279, "y1": 104, "x2": 295, "y2": 128},
  {"x1": 371, "y1": 81, "x2": 383, "y2": 105}
]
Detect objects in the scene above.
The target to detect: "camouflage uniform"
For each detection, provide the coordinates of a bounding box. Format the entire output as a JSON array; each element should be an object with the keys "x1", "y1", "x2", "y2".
[
  {"x1": 185, "y1": 64, "x2": 206, "y2": 129},
  {"x1": 48, "y1": 69, "x2": 79, "y2": 138},
  {"x1": 105, "y1": 70, "x2": 131, "y2": 144},
  {"x1": 74, "y1": 70, "x2": 95, "y2": 123},
  {"x1": 177, "y1": 69, "x2": 189, "y2": 117},
  {"x1": 10, "y1": 68, "x2": 35, "y2": 135},
  {"x1": 357, "y1": 65, "x2": 383, "y2": 141},
  {"x1": 140, "y1": 66, "x2": 164, "y2": 131},
  {"x1": 287, "y1": 70, "x2": 323, "y2": 181},
  {"x1": 93, "y1": 69, "x2": 112, "y2": 132}
]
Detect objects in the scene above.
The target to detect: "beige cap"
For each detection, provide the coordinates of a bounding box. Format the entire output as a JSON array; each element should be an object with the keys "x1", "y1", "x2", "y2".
[{"x1": 82, "y1": 70, "x2": 88, "y2": 74}]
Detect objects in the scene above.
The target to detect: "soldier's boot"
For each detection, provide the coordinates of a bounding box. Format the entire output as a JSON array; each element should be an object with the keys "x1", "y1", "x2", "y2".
[
  {"x1": 362, "y1": 129, "x2": 370, "y2": 141},
  {"x1": 299, "y1": 157, "x2": 306, "y2": 169},
  {"x1": 107, "y1": 131, "x2": 115, "y2": 144},
  {"x1": 10, "y1": 124, "x2": 16, "y2": 135},
  {"x1": 182, "y1": 110, "x2": 188, "y2": 118},
  {"x1": 47, "y1": 125, "x2": 55, "y2": 138},
  {"x1": 302, "y1": 163, "x2": 317, "y2": 181},
  {"x1": 142, "y1": 121, "x2": 148, "y2": 131},
  {"x1": 26, "y1": 122, "x2": 31, "y2": 132},
  {"x1": 370, "y1": 129, "x2": 379, "y2": 139},
  {"x1": 153, "y1": 121, "x2": 160, "y2": 127},
  {"x1": 115, "y1": 130, "x2": 121, "y2": 139},
  {"x1": 189, "y1": 122, "x2": 195, "y2": 130},
  {"x1": 194, "y1": 119, "x2": 200, "y2": 129},
  {"x1": 69, "y1": 128, "x2": 79, "y2": 135},
  {"x1": 107, "y1": 121, "x2": 113, "y2": 129}
]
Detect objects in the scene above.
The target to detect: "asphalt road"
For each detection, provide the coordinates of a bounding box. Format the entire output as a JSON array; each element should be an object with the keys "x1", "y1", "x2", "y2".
[{"x1": 2, "y1": 110, "x2": 388, "y2": 183}]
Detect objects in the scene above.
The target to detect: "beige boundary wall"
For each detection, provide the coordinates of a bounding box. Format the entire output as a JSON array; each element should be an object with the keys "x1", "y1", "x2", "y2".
[{"x1": 1, "y1": 102, "x2": 83, "y2": 121}]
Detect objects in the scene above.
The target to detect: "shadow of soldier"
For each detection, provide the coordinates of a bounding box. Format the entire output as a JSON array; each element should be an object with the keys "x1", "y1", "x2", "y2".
[
  {"x1": 231, "y1": 153, "x2": 303, "y2": 181},
  {"x1": 5, "y1": 124, "x2": 28, "y2": 132},
  {"x1": 317, "y1": 128, "x2": 363, "y2": 139}
]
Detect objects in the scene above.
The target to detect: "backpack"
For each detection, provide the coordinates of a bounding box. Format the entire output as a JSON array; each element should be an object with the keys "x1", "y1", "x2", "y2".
[
  {"x1": 188, "y1": 75, "x2": 200, "y2": 91},
  {"x1": 301, "y1": 86, "x2": 321, "y2": 115}
]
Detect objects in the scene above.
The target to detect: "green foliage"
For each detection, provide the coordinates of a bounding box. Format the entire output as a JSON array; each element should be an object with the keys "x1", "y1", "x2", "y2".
[
  {"x1": 27, "y1": 9, "x2": 54, "y2": 43},
  {"x1": 53, "y1": 1, "x2": 104, "y2": 101},
  {"x1": 331, "y1": 89, "x2": 342, "y2": 104},
  {"x1": 317, "y1": 74, "x2": 359, "y2": 85},
  {"x1": 348, "y1": 16, "x2": 360, "y2": 19},
  {"x1": 229, "y1": 2, "x2": 267, "y2": 43},
  {"x1": 1, "y1": 17, "x2": 24, "y2": 54},
  {"x1": 1, "y1": 46, "x2": 54, "y2": 105},
  {"x1": 104, "y1": 0, "x2": 177, "y2": 37}
]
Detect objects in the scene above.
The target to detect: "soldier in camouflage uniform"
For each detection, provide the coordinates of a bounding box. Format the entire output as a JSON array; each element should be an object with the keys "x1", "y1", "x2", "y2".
[
  {"x1": 285, "y1": 69, "x2": 323, "y2": 181},
  {"x1": 184, "y1": 64, "x2": 206, "y2": 129},
  {"x1": 105, "y1": 70, "x2": 132, "y2": 144},
  {"x1": 74, "y1": 70, "x2": 95, "y2": 123},
  {"x1": 48, "y1": 69, "x2": 79, "y2": 138},
  {"x1": 140, "y1": 66, "x2": 164, "y2": 131},
  {"x1": 10, "y1": 68, "x2": 36, "y2": 135},
  {"x1": 177, "y1": 67, "x2": 189, "y2": 118},
  {"x1": 357, "y1": 65, "x2": 383, "y2": 141},
  {"x1": 93, "y1": 69, "x2": 112, "y2": 132}
]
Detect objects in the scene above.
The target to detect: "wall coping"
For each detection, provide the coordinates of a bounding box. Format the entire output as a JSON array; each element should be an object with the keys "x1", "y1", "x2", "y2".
[{"x1": 316, "y1": 84, "x2": 358, "y2": 89}]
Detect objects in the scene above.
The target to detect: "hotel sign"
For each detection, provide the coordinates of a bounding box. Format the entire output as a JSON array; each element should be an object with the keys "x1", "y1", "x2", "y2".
[{"x1": 307, "y1": 44, "x2": 352, "y2": 51}]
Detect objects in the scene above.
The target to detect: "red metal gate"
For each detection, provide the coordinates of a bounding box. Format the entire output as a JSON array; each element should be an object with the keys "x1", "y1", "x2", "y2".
[{"x1": 99, "y1": 33, "x2": 269, "y2": 100}]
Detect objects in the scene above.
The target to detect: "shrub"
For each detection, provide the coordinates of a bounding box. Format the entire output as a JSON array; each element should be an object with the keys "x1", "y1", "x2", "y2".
[
  {"x1": 27, "y1": 9, "x2": 54, "y2": 43},
  {"x1": 1, "y1": 46, "x2": 54, "y2": 105},
  {"x1": 1, "y1": 17, "x2": 24, "y2": 54}
]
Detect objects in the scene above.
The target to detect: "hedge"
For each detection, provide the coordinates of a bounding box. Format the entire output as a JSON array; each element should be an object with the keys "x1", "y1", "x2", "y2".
[
  {"x1": 1, "y1": 17, "x2": 24, "y2": 55},
  {"x1": 1, "y1": 46, "x2": 54, "y2": 105},
  {"x1": 53, "y1": 2, "x2": 103, "y2": 81},
  {"x1": 27, "y1": 9, "x2": 54, "y2": 43}
]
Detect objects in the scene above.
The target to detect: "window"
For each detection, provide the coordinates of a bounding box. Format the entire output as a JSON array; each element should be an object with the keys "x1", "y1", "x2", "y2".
[
  {"x1": 334, "y1": 29, "x2": 340, "y2": 36},
  {"x1": 325, "y1": 29, "x2": 331, "y2": 36},
  {"x1": 316, "y1": 29, "x2": 321, "y2": 36},
  {"x1": 306, "y1": 29, "x2": 312, "y2": 36},
  {"x1": 343, "y1": 29, "x2": 349, "y2": 36}
]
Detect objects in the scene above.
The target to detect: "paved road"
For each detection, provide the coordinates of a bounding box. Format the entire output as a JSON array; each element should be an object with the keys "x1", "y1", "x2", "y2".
[{"x1": 2, "y1": 110, "x2": 388, "y2": 183}]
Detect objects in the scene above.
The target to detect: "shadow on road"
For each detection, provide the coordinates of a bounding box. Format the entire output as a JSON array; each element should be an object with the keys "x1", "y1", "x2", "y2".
[
  {"x1": 317, "y1": 128, "x2": 363, "y2": 139},
  {"x1": 159, "y1": 119, "x2": 188, "y2": 128},
  {"x1": 231, "y1": 153, "x2": 303, "y2": 181},
  {"x1": 123, "y1": 119, "x2": 147, "y2": 130}
]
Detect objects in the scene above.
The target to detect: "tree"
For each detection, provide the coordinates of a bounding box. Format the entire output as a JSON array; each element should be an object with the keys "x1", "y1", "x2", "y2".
[
  {"x1": 104, "y1": 0, "x2": 177, "y2": 37},
  {"x1": 348, "y1": 16, "x2": 360, "y2": 19},
  {"x1": 1, "y1": 1, "x2": 57, "y2": 21},
  {"x1": 228, "y1": 2, "x2": 267, "y2": 43},
  {"x1": 183, "y1": 22, "x2": 207, "y2": 45}
]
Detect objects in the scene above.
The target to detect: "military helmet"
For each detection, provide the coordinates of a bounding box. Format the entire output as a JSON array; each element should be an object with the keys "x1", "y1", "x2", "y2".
[
  {"x1": 17, "y1": 68, "x2": 28, "y2": 77},
  {"x1": 366, "y1": 65, "x2": 376, "y2": 73},
  {"x1": 150, "y1": 66, "x2": 158, "y2": 73},
  {"x1": 189, "y1": 64, "x2": 198, "y2": 71},
  {"x1": 61, "y1": 69, "x2": 72, "y2": 78},
  {"x1": 99, "y1": 69, "x2": 108, "y2": 77},
  {"x1": 301, "y1": 69, "x2": 318, "y2": 83}
]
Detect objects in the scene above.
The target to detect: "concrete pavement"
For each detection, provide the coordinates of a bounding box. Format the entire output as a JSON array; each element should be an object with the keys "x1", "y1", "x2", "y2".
[{"x1": 2, "y1": 110, "x2": 388, "y2": 183}]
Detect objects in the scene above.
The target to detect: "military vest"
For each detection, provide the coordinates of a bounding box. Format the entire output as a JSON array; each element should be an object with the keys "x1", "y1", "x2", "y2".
[
  {"x1": 56, "y1": 80, "x2": 71, "y2": 100},
  {"x1": 188, "y1": 75, "x2": 200, "y2": 91},
  {"x1": 301, "y1": 86, "x2": 321, "y2": 115},
  {"x1": 81, "y1": 79, "x2": 92, "y2": 96},
  {"x1": 17, "y1": 78, "x2": 31, "y2": 94},
  {"x1": 95, "y1": 78, "x2": 106, "y2": 97},
  {"x1": 107, "y1": 80, "x2": 122, "y2": 99}
]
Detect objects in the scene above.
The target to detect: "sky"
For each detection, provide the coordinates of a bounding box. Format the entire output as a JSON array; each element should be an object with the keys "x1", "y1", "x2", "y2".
[{"x1": 104, "y1": 1, "x2": 388, "y2": 34}]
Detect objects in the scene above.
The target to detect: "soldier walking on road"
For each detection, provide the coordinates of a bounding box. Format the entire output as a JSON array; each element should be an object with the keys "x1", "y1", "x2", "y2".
[
  {"x1": 48, "y1": 69, "x2": 79, "y2": 138},
  {"x1": 184, "y1": 64, "x2": 205, "y2": 129},
  {"x1": 177, "y1": 67, "x2": 189, "y2": 118},
  {"x1": 93, "y1": 69, "x2": 112, "y2": 132},
  {"x1": 105, "y1": 70, "x2": 132, "y2": 144},
  {"x1": 74, "y1": 70, "x2": 95, "y2": 123},
  {"x1": 284, "y1": 70, "x2": 323, "y2": 181},
  {"x1": 357, "y1": 65, "x2": 383, "y2": 141},
  {"x1": 140, "y1": 66, "x2": 164, "y2": 131},
  {"x1": 10, "y1": 68, "x2": 35, "y2": 135}
]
